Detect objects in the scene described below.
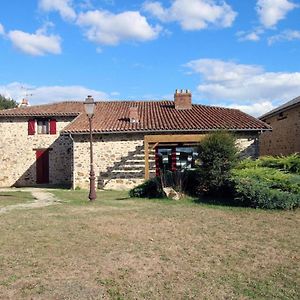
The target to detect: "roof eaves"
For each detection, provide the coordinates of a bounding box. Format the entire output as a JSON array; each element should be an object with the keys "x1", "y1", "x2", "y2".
[
  {"x1": 62, "y1": 127, "x2": 271, "y2": 135},
  {"x1": 259, "y1": 96, "x2": 300, "y2": 120}
]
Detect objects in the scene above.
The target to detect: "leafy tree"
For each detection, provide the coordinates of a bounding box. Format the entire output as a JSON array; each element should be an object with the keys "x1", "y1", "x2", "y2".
[
  {"x1": 197, "y1": 131, "x2": 238, "y2": 195},
  {"x1": 0, "y1": 95, "x2": 18, "y2": 110}
]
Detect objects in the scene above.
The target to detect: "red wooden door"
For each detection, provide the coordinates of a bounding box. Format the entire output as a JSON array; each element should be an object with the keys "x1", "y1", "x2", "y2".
[{"x1": 36, "y1": 150, "x2": 49, "y2": 184}]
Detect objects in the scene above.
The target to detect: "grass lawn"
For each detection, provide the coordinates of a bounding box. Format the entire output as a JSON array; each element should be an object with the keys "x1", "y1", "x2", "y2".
[
  {"x1": 0, "y1": 189, "x2": 299, "y2": 299},
  {"x1": 0, "y1": 191, "x2": 34, "y2": 208}
]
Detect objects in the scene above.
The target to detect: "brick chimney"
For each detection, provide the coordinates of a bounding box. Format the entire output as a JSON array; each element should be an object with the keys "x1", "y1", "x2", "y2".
[
  {"x1": 129, "y1": 106, "x2": 139, "y2": 123},
  {"x1": 174, "y1": 89, "x2": 192, "y2": 110},
  {"x1": 19, "y1": 98, "x2": 29, "y2": 108}
]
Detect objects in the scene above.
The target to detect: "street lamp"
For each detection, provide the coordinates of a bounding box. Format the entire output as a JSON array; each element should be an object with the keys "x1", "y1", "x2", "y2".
[{"x1": 84, "y1": 95, "x2": 96, "y2": 201}]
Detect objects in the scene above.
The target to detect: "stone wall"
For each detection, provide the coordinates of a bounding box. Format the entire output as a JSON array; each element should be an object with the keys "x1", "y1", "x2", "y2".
[
  {"x1": 73, "y1": 133, "x2": 156, "y2": 190},
  {"x1": 259, "y1": 105, "x2": 300, "y2": 156},
  {"x1": 0, "y1": 117, "x2": 74, "y2": 187},
  {"x1": 73, "y1": 132, "x2": 258, "y2": 190}
]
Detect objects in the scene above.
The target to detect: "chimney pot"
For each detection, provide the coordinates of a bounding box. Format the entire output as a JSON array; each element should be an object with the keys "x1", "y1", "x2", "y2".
[
  {"x1": 174, "y1": 89, "x2": 192, "y2": 110},
  {"x1": 19, "y1": 98, "x2": 29, "y2": 107}
]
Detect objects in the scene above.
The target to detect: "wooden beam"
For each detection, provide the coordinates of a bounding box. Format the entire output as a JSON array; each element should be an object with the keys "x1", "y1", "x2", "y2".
[
  {"x1": 145, "y1": 134, "x2": 205, "y2": 143},
  {"x1": 144, "y1": 140, "x2": 149, "y2": 180},
  {"x1": 150, "y1": 142, "x2": 159, "y2": 150}
]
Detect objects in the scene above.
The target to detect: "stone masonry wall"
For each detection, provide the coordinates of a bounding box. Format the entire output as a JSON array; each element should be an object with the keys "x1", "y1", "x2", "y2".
[
  {"x1": 0, "y1": 117, "x2": 74, "y2": 187},
  {"x1": 73, "y1": 133, "x2": 156, "y2": 190},
  {"x1": 73, "y1": 133, "x2": 258, "y2": 190},
  {"x1": 259, "y1": 105, "x2": 300, "y2": 156}
]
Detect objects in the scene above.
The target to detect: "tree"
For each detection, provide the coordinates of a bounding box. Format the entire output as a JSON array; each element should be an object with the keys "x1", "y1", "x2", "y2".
[
  {"x1": 0, "y1": 95, "x2": 18, "y2": 110},
  {"x1": 197, "y1": 131, "x2": 238, "y2": 195}
]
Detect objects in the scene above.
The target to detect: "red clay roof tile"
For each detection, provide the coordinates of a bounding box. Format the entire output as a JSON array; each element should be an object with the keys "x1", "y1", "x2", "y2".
[{"x1": 0, "y1": 100, "x2": 271, "y2": 133}]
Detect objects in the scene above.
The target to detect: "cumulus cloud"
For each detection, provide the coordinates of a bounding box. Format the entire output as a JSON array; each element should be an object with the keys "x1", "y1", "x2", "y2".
[
  {"x1": 7, "y1": 27, "x2": 61, "y2": 56},
  {"x1": 39, "y1": 0, "x2": 76, "y2": 21},
  {"x1": 0, "y1": 82, "x2": 108, "y2": 105},
  {"x1": 143, "y1": 0, "x2": 237, "y2": 30},
  {"x1": 185, "y1": 58, "x2": 300, "y2": 116},
  {"x1": 268, "y1": 29, "x2": 300, "y2": 44},
  {"x1": 256, "y1": 0, "x2": 298, "y2": 28},
  {"x1": 77, "y1": 10, "x2": 161, "y2": 45},
  {"x1": 0, "y1": 23, "x2": 5, "y2": 35},
  {"x1": 216, "y1": 101, "x2": 275, "y2": 116}
]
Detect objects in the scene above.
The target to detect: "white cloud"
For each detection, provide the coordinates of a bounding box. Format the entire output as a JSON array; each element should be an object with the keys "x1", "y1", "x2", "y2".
[
  {"x1": 216, "y1": 101, "x2": 275, "y2": 116},
  {"x1": 268, "y1": 29, "x2": 300, "y2": 44},
  {"x1": 7, "y1": 28, "x2": 61, "y2": 56},
  {"x1": 0, "y1": 82, "x2": 108, "y2": 105},
  {"x1": 256, "y1": 0, "x2": 298, "y2": 28},
  {"x1": 39, "y1": 0, "x2": 76, "y2": 21},
  {"x1": 185, "y1": 58, "x2": 300, "y2": 116},
  {"x1": 77, "y1": 9, "x2": 161, "y2": 45},
  {"x1": 143, "y1": 0, "x2": 237, "y2": 30},
  {"x1": 237, "y1": 29, "x2": 262, "y2": 42},
  {"x1": 0, "y1": 23, "x2": 5, "y2": 35}
]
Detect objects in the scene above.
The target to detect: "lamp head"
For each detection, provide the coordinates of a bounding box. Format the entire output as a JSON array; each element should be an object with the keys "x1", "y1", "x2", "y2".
[{"x1": 84, "y1": 95, "x2": 95, "y2": 118}]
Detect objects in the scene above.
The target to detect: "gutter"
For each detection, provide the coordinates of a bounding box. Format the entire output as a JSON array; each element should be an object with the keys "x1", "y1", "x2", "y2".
[{"x1": 61, "y1": 127, "x2": 272, "y2": 136}]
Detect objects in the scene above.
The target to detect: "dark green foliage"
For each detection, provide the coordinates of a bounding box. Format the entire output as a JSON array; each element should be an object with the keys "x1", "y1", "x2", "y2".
[
  {"x1": 0, "y1": 95, "x2": 17, "y2": 110},
  {"x1": 233, "y1": 177, "x2": 299, "y2": 210},
  {"x1": 237, "y1": 154, "x2": 300, "y2": 174},
  {"x1": 197, "y1": 131, "x2": 238, "y2": 195},
  {"x1": 231, "y1": 155, "x2": 300, "y2": 209},
  {"x1": 129, "y1": 177, "x2": 164, "y2": 198}
]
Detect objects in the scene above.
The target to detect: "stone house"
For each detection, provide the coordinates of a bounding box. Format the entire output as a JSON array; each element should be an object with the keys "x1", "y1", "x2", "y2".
[
  {"x1": 259, "y1": 96, "x2": 300, "y2": 156},
  {"x1": 0, "y1": 90, "x2": 270, "y2": 190}
]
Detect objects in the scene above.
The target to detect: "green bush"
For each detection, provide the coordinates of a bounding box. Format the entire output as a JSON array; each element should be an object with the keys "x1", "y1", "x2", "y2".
[
  {"x1": 231, "y1": 157, "x2": 300, "y2": 209},
  {"x1": 236, "y1": 153, "x2": 300, "y2": 174},
  {"x1": 197, "y1": 131, "x2": 238, "y2": 195},
  {"x1": 233, "y1": 177, "x2": 300, "y2": 210},
  {"x1": 129, "y1": 177, "x2": 164, "y2": 198},
  {"x1": 232, "y1": 167, "x2": 300, "y2": 194}
]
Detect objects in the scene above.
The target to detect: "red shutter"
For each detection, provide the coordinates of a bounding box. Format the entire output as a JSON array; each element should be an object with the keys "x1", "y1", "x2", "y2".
[
  {"x1": 50, "y1": 119, "x2": 57, "y2": 135},
  {"x1": 28, "y1": 119, "x2": 35, "y2": 135}
]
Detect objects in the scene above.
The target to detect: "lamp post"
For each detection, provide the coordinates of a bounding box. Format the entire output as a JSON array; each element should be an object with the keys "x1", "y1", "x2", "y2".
[{"x1": 84, "y1": 95, "x2": 96, "y2": 201}]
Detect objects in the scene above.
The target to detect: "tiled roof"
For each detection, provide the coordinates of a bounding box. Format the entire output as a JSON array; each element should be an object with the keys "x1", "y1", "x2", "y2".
[
  {"x1": 0, "y1": 101, "x2": 83, "y2": 117},
  {"x1": 0, "y1": 100, "x2": 271, "y2": 133},
  {"x1": 63, "y1": 101, "x2": 270, "y2": 133},
  {"x1": 259, "y1": 96, "x2": 300, "y2": 120}
]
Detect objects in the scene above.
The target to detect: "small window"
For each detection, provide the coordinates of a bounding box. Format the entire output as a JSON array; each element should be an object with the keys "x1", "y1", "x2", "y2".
[{"x1": 37, "y1": 119, "x2": 49, "y2": 134}]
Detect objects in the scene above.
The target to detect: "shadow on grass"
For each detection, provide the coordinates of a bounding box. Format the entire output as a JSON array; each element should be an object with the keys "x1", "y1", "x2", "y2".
[{"x1": 193, "y1": 195, "x2": 245, "y2": 208}]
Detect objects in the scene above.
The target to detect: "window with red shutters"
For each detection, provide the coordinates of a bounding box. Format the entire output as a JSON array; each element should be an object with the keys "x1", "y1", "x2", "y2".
[
  {"x1": 50, "y1": 119, "x2": 57, "y2": 135},
  {"x1": 28, "y1": 119, "x2": 35, "y2": 135}
]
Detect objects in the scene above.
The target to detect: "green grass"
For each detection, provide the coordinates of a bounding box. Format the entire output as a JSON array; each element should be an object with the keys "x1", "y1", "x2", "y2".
[
  {"x1": 0, "y1": 191, "x2": 34, "y2": 207},
  {"x1": 0, "y1": 189, "x2": 299, "y2": 299}
]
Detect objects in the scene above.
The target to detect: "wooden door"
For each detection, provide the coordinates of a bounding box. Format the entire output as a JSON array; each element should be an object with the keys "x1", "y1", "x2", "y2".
[{"x1": 36, "y1": 150, "x2": 49, "y2": 184}]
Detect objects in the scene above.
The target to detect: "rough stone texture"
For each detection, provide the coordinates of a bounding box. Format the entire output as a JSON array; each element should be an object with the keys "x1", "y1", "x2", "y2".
[
  {"x1": 73, "y1": 133, "x2": 258, "y2": 190},
  {"x1": 236, "y1": 136, "x2": 259, "y2": 159},
  {"x1": 0, "y1": 117, "x2": 73, "y2": 187},
  {"x1": 259, "y1": 105, "x2": 300, "y2": 156},
  {"x1": 73, "y1": 133, "x2": 155, "y2": 190}
]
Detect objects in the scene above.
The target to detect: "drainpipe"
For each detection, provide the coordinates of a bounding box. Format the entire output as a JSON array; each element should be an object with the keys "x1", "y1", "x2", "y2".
[{"x1": 69, "y1": 133, "x2": 76, "y2": 190}]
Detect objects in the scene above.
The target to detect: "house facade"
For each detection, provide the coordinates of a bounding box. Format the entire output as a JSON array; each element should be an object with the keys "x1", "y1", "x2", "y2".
[
  {"x1": 0, "y1": 90, "x2": 271, "y2": 190},
  {"x1": 259, "y1": 96, "x2": 300, "y2": 156}
]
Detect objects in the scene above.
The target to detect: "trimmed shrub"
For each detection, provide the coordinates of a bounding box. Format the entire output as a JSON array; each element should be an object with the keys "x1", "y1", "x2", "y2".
[
  {"x1": 197, "y1": 131, "x2": 238, "y2": 195},
  {"x1": 232, "y1": 167, "x2": 300, "y2": 194},
  {"x1": 236, "y1": 153, "x2": 300, "y2": 174},
  {"x1": 129, "y1": 177, "x2": 163, "y2": 198},
  {"x1": 233, "y1": 177, "x2": 300, "y2": 210}
]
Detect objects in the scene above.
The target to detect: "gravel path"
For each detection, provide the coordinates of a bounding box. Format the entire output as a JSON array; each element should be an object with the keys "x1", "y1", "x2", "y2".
[{"x1": 0, "y1": 188, "x2": 61, "y2": 214}]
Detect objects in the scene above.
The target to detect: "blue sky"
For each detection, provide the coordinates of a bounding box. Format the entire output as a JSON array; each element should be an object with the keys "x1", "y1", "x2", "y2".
[{"x1": 0, "y1": 0, "x2": 300, "y2": 116}]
